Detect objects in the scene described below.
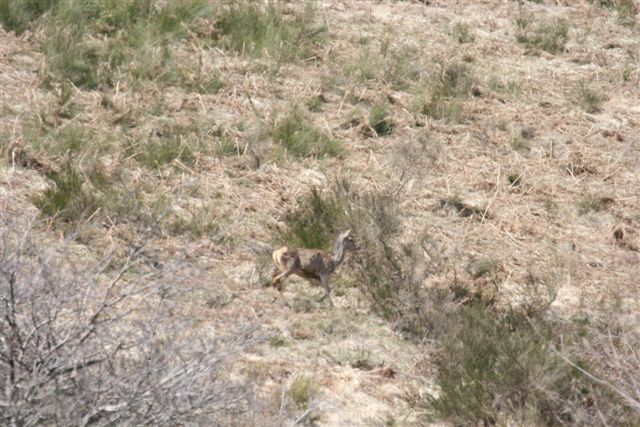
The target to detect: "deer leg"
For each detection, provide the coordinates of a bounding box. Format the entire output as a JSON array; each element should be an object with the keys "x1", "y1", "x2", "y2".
[
  {"x1": 319, "y1": 275, "x2": 334, "y2": 308},
  {"x1": 272, "y1": 269, "x2": 293, "y2": 291}
]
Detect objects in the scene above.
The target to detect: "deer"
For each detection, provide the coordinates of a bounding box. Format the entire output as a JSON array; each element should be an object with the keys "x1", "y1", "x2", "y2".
[{"x1": 271, "y1": 230, "x2": 359, "y2": 307}]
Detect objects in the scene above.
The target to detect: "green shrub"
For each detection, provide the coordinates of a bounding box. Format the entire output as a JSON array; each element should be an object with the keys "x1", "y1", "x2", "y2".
[
  {"x1": 34, "y1": 165, "x2": 92, "y2": 220},
  {"x1": 288, "y1": 375, "x2": 316, "y2": 409},
  {"x1": 280, "y1": 185, "x2": 348, "y2": 250},
  {"x1": 516, "y1": 18, "x2": 569, "y2": 53},
  {"x1": 215, "y1": 2, "x2": 326, "y2": 61},
  {"x1": 38, "y1": 0, "x2": 213, "y2": 88},
  {"x1": 428, "y1": 304, "x2": 581, "y2": 426},
  {"x1": 273, "y1": 111, "x2": 342, "y2": 158},
  {"x1": 574, "y1": 82, "x2": 607, "y2": 113},
  {"x1": 369, "y1": 102, "x2": 393, "y2": 136},
  {"x1": 0, "y1": 0, "x2": 58, "y2": 34},
  {"x1": 33, "y1": 161, "x2": 146, "y2": 226},
  {"x1": 414, "y1": 62, "x2": 474, "y2": 123},
  {"x1": 451, "y1": 22, "x2": 475, "y2": 44}
]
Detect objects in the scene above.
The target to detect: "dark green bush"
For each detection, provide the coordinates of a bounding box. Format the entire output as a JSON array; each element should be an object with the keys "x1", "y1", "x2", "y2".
[
  {"x1": 280, "y1": 185, "x2": 348, "y2": 250},
  {"x1": 428, "y1": 304, "x2": 582, "y2": 425}
]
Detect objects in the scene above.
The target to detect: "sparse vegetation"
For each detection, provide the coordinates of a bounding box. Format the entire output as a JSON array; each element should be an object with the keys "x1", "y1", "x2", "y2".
[
  {"x1": 369, "y1": 101, "x2": 393, "y2": 136},
  {"x1": 0, "y1": 214, "x2": 259, "y2": 425},
  {"x1": 591, "y1": 0, "x2": 638, "y2": 26},
  {"x1": 215, "y1": 2, "x2": 326, "y2": 61},
  {"x1": 451, "y1": 22, "x2": 475, "y2": 44},
  {"x1": 516, "y1": 15, "x2": 569, "y2": 53},
  {"x1": 574, "y1": 81, "x2": 608, "y2": 113},
  {"x1": 279, "y1": 184, "x2": 348, "y2": 250},
  {"x1": 2, "y1": 1, "x2": 639, "y2": 425},
  {"x1": 288, "y1": 375, "x2": 317, "y2": 409},
  {"x1": 510, "y1": 135, "x2": 531, "y2": 153},
  {"x1": 0, "y1": 0, "x2": 57, "y2": 34},
  {"x1": 414, "y1": 62, "x2": 475, "y2": 123},
  {"x1": 169, "y1": 204, "x2": 221, "y2": 238},
  {"x1": 38, "y1": 0, "x2": 214, "y2": 89},
  {"x1": 273, "y1": 110, "x2": 343, "y2": 158},
  {"x1": 577, "y1": 194, "x2": 614, "y2": 214},
  {"x1": 349, "y1": 42, "x2": 423, "y2": 91}
]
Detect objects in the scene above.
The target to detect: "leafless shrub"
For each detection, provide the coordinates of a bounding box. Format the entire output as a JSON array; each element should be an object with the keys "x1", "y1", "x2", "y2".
[
  {"x1": 348, "y1": 189, "x2": 453, "y2": 340},
  {"x1": 0, "y1": 213, "x2": 260, "y2": 426},
  {"x1": 563, "y1": 310, "x2": 640, "y2": 421}
]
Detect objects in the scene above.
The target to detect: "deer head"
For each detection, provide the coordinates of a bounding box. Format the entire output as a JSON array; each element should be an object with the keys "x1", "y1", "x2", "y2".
[{"x1": 337, "y1": 229, "x2": 359, "y2": 252}]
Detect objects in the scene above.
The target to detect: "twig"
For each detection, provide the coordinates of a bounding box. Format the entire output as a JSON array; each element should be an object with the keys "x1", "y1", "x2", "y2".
[{"x1": 291, "y1": 404, "x2": 315, "y2": 426}]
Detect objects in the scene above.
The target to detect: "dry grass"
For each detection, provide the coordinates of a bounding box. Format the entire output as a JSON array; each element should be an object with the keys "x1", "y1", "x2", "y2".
[{"x1": 1, "y1": 0, "x2": 639, "y2": 425}]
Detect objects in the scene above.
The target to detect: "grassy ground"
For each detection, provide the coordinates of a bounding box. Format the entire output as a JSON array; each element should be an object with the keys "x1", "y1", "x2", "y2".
[{"x1": 1, "y1": 1, "x2": 639, "y2": 425}]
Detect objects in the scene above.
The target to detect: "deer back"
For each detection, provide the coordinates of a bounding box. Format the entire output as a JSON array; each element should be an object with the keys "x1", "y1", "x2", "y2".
[{"x1": 296, "y1": 248, "x2": 335, "y2": 278}]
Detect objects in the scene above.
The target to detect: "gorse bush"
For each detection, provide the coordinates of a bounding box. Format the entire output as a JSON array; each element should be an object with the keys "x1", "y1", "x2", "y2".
[
  {"x1": 339, "y1": 181, "x2": 638, "y2": 425},
  {"x1": 591, "y1": 0, "x2": 638, "y2": 26},
  {"x1": 288, "y1": 375, "x2": 317, "y2": 409}
]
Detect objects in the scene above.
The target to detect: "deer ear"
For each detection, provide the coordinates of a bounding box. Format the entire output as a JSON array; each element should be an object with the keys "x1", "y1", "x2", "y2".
[{"x1": 344, "y1": 229, "x2": 351, "y2": 236}]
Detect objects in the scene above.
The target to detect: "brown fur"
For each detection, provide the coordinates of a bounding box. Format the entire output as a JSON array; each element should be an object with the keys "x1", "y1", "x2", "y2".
[{"x1": 271, "y1": 230, "x2": 359, "y2": 307}]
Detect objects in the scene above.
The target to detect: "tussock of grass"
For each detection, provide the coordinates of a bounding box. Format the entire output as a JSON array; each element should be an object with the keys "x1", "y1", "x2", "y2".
[
  {"x1": 169, "y1": 204, "x2": 221, "y2": 238},
  {"x1": 215, "y1": 135, "x2": 238, "y2": 157},
  {"x1": 136, "y1": 139, "x2": 195, "y2": 169},
  {"x1": 273, "y1": 111, "x2": 342, "y2": 158},
  {"x1": 591, "y1": 0, "x2": 638, "y2": 26},
  {"x1": 33, "y1": 163, "x2": 145, "y2": 225},
  {"x1": 573, "y1": 82, "x2": 608, "y2": 113},
  {"x1": 0, "y1": 0, "x2": 58, "y2": 34},
  {"x1": 369, "y1": 102, "x2": 393, "y2": 136},
  {"x1": 34, "y1": 166, "x2": 90, "y2": 219},
  {"x1": 451, "y1": 22, "x2": 475, "y2": 44},
  {"x1": 215, "y1": 2, "x2": 326, "y2": 61},
  {"x1": 350, "y1": 44, "x2": 423, "y2": 91},
  {"x1": 39, "y1": 0, "x2": 213, "y2": 89},
  {"x1": 516, "y1": 16, "x2": 569, "y2": 53},
  {"x1": 280, "y1": 186, "x2": 348, "y2": 250},
  {"x1": 127, "y1": 121, "x2": 211, "y2": 169},
  {"x1": 288, "y1": 375, "x2": 316, "y2": 409},
  {"x1": 414, "y1": 62, "x2": 474, "y2": 123}
]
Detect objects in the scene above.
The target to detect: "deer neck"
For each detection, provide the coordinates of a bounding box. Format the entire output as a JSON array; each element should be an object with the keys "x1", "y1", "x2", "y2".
[{"x1": 331, "y1": 240, "x2": 346, "y2": 267}]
